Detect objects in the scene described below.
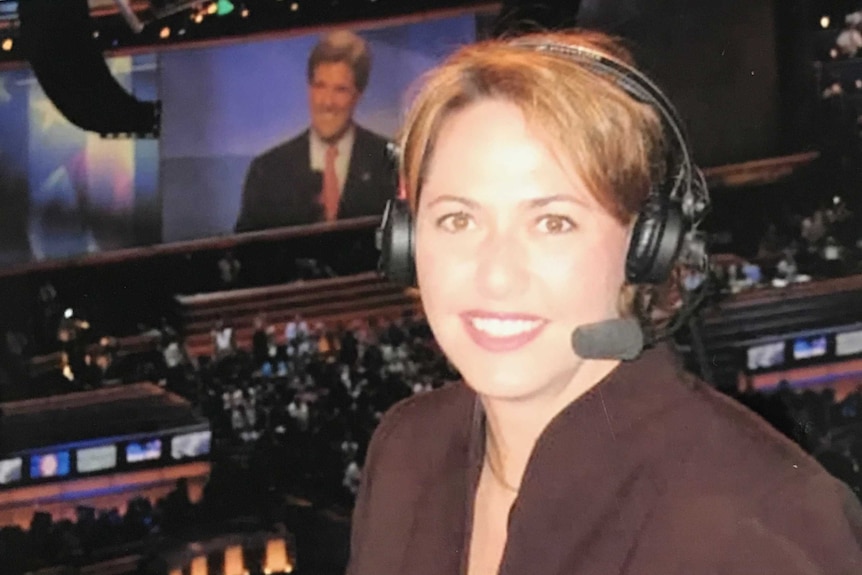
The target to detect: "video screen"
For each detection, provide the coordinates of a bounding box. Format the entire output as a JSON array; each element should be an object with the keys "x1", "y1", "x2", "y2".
[
  {"x1": 0, "y1": 11, "x2": 482, "y2": 267},
  {"x1": 171, "y1": 430, "x2": 211, "y2": 460},
  {"x1": 836, "y1": 330, "x2": 862, "y2": 357},
  {"x1": 746, "y1": 341, "x2": 786, "y2": 370},
  {"x1": 76, "y1": 444, "x2": 118, "y2": 474},
  {"x1": 160, "y1": 14, "x2": 477, "y2": 241},
  {"x1": 0, "y1": 457, "x2": 23, "y2": 485},
  {"x1": 30, "y1": 451, "x2": 71, "y2": 479},
  {"x1": 792, "y1": 335, "x2": 828, "y2": 361},
  {"x1": 126, "y1": 439, "x2": 163, "y2": 463},
  {"x1": 0, "y1": 54, "x2": 159, "y2": 266}
]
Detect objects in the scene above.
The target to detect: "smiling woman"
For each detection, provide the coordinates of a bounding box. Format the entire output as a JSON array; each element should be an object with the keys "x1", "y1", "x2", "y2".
[{"x1": 347, "y1": 29, "x2": 862, "y2": 575}]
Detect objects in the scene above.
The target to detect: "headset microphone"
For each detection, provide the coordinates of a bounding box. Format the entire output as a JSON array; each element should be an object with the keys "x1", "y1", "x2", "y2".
[{"x1": 571, "y1": 318, "x2": 647, "y2": 361}]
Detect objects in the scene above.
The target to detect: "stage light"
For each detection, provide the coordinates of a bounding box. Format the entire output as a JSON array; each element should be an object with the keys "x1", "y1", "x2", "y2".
[
  {"x1": 820, "y1": 15, "x2": 830, "y2": 28},
  {"x1": 240, "y1": 5, "x2": 249, "y2": 17},
  {"x1": 290, "y1": 2, "x2": 299, "y2": 12},
  {"x1": 216, "y1": 0, "x2": 234, "y2": 15},
  {"x1": 193, "y1": 12, "x2": 204, "y2": 23},
  {"x1": 207, "y1": 2, "x2": 218, "y2": 15},
  {"x1": 159, "y1": 26, "x2": 171, "y2": 38},
  {"x1": 1, "y1": 38, "x2": 12, "y2": 51}
]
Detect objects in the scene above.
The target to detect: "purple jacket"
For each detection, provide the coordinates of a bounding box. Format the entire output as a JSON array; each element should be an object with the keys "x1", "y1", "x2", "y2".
[{"x1": 347, "y1": 345, "x2": 862, "y2": 575}]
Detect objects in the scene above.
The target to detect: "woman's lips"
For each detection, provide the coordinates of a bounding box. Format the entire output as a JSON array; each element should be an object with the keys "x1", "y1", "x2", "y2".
[{"x1": 459, "y1": 311, "x2": 548, "y2": 353}]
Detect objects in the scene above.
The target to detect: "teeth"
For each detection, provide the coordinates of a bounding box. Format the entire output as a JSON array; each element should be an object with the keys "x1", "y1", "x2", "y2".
[{"x1": 470, "y1": 317, "x2": 542, "y2": 337}]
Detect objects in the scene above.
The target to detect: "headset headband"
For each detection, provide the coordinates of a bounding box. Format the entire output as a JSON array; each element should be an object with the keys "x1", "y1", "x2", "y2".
[{"x1": 509, "y1": 39, "x2": 704, "y2": 218}]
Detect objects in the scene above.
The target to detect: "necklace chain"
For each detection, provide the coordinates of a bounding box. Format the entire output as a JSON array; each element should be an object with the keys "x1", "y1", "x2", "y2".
[{"x1": 484, "y1": 430, "x2": 520, "y2": 492}]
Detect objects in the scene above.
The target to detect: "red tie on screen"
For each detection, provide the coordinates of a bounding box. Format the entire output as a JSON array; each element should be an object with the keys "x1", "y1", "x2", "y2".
[{"x1": 321, "y1": 145, "x2": 340, "y2": 221}]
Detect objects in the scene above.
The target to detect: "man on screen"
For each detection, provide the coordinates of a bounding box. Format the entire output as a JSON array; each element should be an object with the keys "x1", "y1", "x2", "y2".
[{"x1": 235, "y1": 30, "x2": 395, "y2": 233}]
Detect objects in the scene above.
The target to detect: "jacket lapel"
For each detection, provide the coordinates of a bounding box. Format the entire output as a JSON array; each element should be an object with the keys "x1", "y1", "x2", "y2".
[{"x1": 339, "y1": 126, "x2": 374, "y2": 218}]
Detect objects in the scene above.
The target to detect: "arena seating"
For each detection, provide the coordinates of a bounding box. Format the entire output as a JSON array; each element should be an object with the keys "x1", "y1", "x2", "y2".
[{"x1": 175, "y1": 272, "x2": 421, "y2": 356}]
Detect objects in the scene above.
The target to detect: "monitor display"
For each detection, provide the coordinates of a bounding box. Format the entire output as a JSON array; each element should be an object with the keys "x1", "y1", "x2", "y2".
[
  {"x1": 76, "y1": 444, "x2": 118, "y2": 474},
  {"x1": 0, "y1": 458, "x2": 23, "y2": 485},
  {"x1": 126, "y1": 439, "x2": 162, "y2": 463},
  {"x1": 159, "y1": 16, "x2": 477, "y2": 242},
  {"x1": 171, "y1": 430, "x2": 212, "y2": 460},
  {"x1": 0, "y1": 11, "x2": 482, "y2": 268},
  {"x1": 792, "y1": 335, "x2": 828, "y2": 360},
  {"x1": 30, "y1": 451, "x2": 71, "y2": 479},
  {"x1": 746, "y1": 341, "x2": 786, "y2": 370},
  {"x1": 836, "y1": 330, "x2": 862, "y2": 357}
]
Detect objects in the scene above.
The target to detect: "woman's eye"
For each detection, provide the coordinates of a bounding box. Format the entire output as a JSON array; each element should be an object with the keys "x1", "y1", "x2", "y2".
[
  {"x1": 436, "y1": 212, "x2": 474, "y2": 232},
  {"x1": 537, "y1": 214, "x2": 576, "y2": 234}
]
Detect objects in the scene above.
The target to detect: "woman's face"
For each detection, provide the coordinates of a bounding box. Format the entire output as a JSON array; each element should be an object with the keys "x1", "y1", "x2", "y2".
[{"x1": 415, "y1": 99, "x2": 631, "y2": 402}]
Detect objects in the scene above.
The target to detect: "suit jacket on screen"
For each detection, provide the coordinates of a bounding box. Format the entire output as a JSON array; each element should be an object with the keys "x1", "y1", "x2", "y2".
[{"x1": 235, "y1": 125, "x2": 395, "y2": 233}]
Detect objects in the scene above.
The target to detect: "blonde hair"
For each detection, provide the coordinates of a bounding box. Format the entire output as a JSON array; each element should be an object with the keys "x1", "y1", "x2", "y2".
[
  {"x1": 399, "y1": 29, "x2": 677, "y2": 317},
  {"x1": 399, "y1": 29, "x2": 666, "y2": 225}
]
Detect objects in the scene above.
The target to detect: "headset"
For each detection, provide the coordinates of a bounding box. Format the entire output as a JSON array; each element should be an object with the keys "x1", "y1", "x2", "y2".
[{"x1": 376, "y1": 38, "x2": 710, "y2": 288}]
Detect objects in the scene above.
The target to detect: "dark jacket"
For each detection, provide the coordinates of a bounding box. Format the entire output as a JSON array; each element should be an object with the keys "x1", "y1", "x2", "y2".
[
  {"x1": 347, "y1": 345, "x2": 862, "y2": 575},
  {"x1": 235, "y1": 125, "x2": 395, "y2": 233}
]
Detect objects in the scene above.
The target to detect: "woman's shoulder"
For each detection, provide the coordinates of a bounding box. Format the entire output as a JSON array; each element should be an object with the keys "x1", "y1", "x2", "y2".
[
  {"x1": 636, "y1": 373, "x2": 862, "y2": 568},
  {"x1": 370, "y1": 381, "x2": 475, "y2": 452}
]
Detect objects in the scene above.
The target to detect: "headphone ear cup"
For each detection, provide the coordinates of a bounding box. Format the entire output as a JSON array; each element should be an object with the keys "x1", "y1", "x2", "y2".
[
  {"x1": 626, "y1": 193, "x2": 685, "y2": 284},
  {"x1": 376, "y1": 198, "x2": 415, "y2": 286}
]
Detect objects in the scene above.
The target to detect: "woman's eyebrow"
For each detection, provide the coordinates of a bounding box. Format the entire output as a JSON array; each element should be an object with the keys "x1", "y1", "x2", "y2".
[
  {"x1": 525, "y1": 194, "x2": 590, "y2": 209},
  {"x1": 424, "y1": 194, "x2": 591, "y2": 210},
  {"x1": 425, "y1": 195, "x2": 480, "y2": 209}
]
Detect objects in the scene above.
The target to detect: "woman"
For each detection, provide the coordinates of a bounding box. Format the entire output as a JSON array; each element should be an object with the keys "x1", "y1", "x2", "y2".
[{"x1": 347, "y1": 30, "x2": 862, "y2": 575}]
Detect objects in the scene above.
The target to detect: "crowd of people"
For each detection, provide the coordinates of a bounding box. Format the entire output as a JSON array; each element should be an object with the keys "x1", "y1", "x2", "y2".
[
  {"x1": 1, "y1": 283, "x2": 861, "y2": 573},
  {"x1": 706, "y1": 195, "x2": 860, "y2": 295},
  {"x1": 197, "y1": 311, "x2": 456, "y2": 509},
  {"x1": 0, "y1": 491, "x2": 187, "y2": 574},
  {"x1": 733, "y1": 382, "x2": 862, "y2": 499}
]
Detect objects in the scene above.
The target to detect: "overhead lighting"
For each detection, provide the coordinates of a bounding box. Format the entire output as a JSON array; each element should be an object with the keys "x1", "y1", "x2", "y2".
[
  {"x1": 216, "y1": 0, "x2": 234, "y2": 16},
  {"x1": 159, "y1": 26, "x2": 171, "y2": 39},
  {"x1": 150, "y1": 0, "x2": 208, "y2": 20},
  {"x1": 1, "y1": 37, "x2": 12, "y2": 51},
  {"x1": 820, "y1": 15, "x2": 830, "y2": 29},
  {"x1": 113, "y1": 0, "x2": 144, "y2": 33}
]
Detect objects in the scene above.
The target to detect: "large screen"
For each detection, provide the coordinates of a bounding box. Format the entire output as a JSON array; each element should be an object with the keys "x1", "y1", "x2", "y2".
[
  {"x1": 836, "y1": 329, "x2": 862, "y2": 357},
  {"x1": 792, "y1": 335, "x2": 828, "y2": 361},
  {"x1": 30, "y1": 451, "x2": 71, "y2": 479},
  {"x1": 746, "y1": 341, "x2": 786, "y2": 371},
  {"x1": 0, "y1": 12, "x2": 481, "y2": 266},
  {"x1": 171, "y1": 430, "x2": 211, "y2": 460},
  {"x1": 0, "y1": 55, "x2": 159, "y2": 266},
  {"x1": 159, "y1": 14, "x2": 477, "y2": 241},
  {"x1": 0, "y1": 457, "x2": 22, "y2": 485},
  {"x1": 126, "y1": 439, "x2": 163, "y2": 463},
  {"x1": 76, "y1": 444, "x2": 118, "y2": 474}
]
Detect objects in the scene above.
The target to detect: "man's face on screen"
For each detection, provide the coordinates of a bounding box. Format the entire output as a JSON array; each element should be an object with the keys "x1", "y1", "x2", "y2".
[{"x1": 308, "y1": 61, "x2": 361, "y2": 144}]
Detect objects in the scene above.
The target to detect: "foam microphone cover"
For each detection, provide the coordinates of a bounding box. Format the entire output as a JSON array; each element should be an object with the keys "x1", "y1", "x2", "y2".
[{"x1": 571, "y1": 317, "x2": 645, "y2": 361}]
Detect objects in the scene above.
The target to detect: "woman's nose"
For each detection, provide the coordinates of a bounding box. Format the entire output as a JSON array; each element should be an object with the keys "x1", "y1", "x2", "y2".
[{"x1": 474, "y1": 229, "x2": 529, "y2": 301}]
